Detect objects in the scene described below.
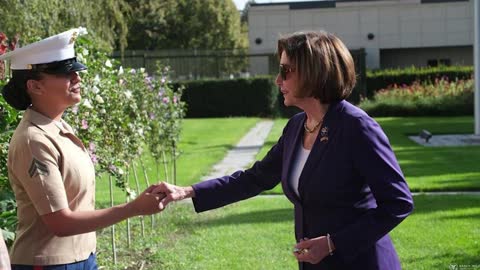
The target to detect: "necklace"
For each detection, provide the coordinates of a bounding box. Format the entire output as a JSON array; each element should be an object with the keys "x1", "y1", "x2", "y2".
[{"x1": 304, "y1": 120, "x2": 322, "y2": 133}]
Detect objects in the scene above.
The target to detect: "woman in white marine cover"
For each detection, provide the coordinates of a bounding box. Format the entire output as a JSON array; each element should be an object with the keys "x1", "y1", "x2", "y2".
[{"x1": 1, "y1": 28, "x2": 163, "y2": 270}]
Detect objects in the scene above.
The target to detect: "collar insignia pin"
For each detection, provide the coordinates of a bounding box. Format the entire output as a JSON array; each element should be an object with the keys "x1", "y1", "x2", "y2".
[{"x1": 320, "y1": 126, "x2": 329, "y2": 142}]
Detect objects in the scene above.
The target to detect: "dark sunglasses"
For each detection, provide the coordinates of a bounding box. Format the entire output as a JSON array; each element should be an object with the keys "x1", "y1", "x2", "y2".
[{"x1": 279, "y1": 64, "x2": 295, "y2": 80}]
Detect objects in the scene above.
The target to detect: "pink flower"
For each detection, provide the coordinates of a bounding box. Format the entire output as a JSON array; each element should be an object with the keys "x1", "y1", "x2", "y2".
[
  {"x1": 89, "y1": 142, "x2": 96, "y2": 152},
  {"x1": 145, "y1": 77, "x2": 153, "y2": 90},
  {"x1": 149, "y1": 112, "x2": 156, "y2": 120},
  {"x1": 162, "y1": 97, "x2": 169, "y2": 103},
  {"x1": 9, "y1": 34, "x2": 19, "y2": 51},
  {"x1": 173, "y1": 96, "x2": 178, "y2": 104},
  {"x1": 0, "y1": 44, "x2": 7, "y2": 55},
  {"x1": 0, "y1": 33, "x2": 8, "y2": 56},
  {"x1": 108, "y1": 164, "x2": 117, "y2": 172},
  {"x1": 90, "y1": 154, "x2": 98, "y2": 165},
  {"x1": 0, "y1": 33, "x2": 7, "y2": 43},
  {"x1": 72, "y1": 105, "x2": 79, "y2": 114},
  {"x1": 81, "y1": 119, "x2": 89, "y2": 130}
]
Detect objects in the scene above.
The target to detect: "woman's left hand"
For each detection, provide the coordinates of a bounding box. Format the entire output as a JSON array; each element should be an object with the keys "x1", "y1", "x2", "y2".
[{"x1": 293, "y1": 236, "x2": 330, "y2": 264}]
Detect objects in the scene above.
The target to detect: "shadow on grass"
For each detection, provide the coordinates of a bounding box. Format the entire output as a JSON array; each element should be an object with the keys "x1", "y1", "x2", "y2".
[
  {"x1": 438, "y1": 212, "x2": 480, "y2": 220},
  {"x1": 435, "y1": 178, "x2": 480, "y2": 187},
  {"x1": 178, "y1": 140, "x2": 198, "y2": 146},
  {"x1": 409, "y1": 178, "x2": 480, "y2": 192},
  {"x1": 378, "y1": 117, "x2": 473, "y2": 134},
  {"x1": 411, "y1": 195, "x2": 480, "y2": 215},
  {"x1": 187, "y1": 208, "x2": 293, "y2": 227},
  {"x1": 200, "y1": 144, "x2": 235, "y2": 150},
  {"x1": 392, "y1": 147, "x2": 480, "y2": 191},
  {"x1": 174, "y1": 144, "x2": 236, "y2": 156}
]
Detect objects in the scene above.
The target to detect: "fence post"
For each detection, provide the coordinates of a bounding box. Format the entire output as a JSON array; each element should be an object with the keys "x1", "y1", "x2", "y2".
[{"x1": 143, "y1": 51, "x2": 146, "y2": 70}]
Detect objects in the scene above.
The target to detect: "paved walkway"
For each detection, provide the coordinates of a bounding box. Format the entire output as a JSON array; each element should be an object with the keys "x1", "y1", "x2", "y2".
[{"x1": 202, "y1": 120, "x2": 274, "y2": 180}]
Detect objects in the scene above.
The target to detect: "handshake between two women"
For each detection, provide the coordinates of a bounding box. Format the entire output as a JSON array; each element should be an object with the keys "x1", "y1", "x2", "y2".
[{"x1": 145, "y1": 182, "x2": 194, "y2": 211}]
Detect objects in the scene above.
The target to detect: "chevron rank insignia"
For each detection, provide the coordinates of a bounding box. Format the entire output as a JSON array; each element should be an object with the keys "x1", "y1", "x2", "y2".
[{"x1": 28, "y1": 158, "x2": 49, "y2": 177}]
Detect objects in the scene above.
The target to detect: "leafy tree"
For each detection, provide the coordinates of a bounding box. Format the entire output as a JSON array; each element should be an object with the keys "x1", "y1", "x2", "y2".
[
  {"x1": 127, "y1": 0, "x2": 247, "y2": 50},
  {"x1": 0, "y1": 0, "x2": 130, "y2": 51}
]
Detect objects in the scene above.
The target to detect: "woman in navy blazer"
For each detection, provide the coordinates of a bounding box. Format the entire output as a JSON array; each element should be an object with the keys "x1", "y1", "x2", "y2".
[{"x1": 152, "y1": 31, "x2": 414, "y2": 269}]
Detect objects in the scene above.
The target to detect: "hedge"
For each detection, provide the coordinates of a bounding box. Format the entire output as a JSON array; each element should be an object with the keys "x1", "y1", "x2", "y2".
[
  {"x1": 175, "y1": 76, "x2": 370, "y2": 118},
  {"x1": 174, "y1": 76, "x2": 279, "y2": 118},
  {"x1": 173, "y1": 65, "x2": 474, "y2": 118},
  {"x1": 366, "y1": 65, "x2": 473, "y2": 98}
]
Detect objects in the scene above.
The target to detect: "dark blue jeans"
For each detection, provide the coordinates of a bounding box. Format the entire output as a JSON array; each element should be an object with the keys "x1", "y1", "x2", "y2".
[{"x1": 11, "y1": 253, "x2": 97, "y2": 270}]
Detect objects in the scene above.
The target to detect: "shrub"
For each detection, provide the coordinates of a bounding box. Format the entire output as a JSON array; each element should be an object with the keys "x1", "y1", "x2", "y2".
[
  {"x1": 366, "y1": 66, "x2": 473, "y2": 98},
  {"x1": 0, "y1": 81, "x2": 20, "y2": 244},
  {"x1": 359, "y1": 78, "x2": 474, "y2": 117},
  {"x1": 175, "y1": 76, "x2": 279, "y2": 117},
  {"x1": 0, "y1": 81, "x2": 20, "y2": 195}
]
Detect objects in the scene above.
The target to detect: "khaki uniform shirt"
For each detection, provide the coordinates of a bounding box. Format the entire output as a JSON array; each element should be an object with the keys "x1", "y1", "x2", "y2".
[
  {"x1": 8, "y1": 109, "x2": 96, "y2": 265},
  {"x1": 0, "y1": 233, "x2": 10, "y2": 270}
]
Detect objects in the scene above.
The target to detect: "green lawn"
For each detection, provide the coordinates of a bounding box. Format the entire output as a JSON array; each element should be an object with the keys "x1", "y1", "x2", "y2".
[
  {"x1": 379, "y1": 117, "x2": 480, "y2": 192},
  {"x1": 95, "y1": 117, "x2": 259, "y2": 206},
  {"x1": 96, "y1": 195, "x2": 480, "y2": 270},
  {"x1": 95, "y1": 116, "x2": 480, "y2": 269},
  {"x1": 392, "y1": 194, "x2": 480, "y2": 270},
  {"x1": 255, "y1": 116, "x2": 480, "y2": 193}
]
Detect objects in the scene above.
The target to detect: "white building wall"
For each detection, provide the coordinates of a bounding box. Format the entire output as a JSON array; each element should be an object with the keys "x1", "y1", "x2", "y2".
[{"x1": 248, "y1": 0, "x2": 473, "y2": 70}]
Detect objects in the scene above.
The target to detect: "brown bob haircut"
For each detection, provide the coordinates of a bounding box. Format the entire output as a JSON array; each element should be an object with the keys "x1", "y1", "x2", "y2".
[{"x1": 277, "y1": 31, "x2": 356, "y2": 103}]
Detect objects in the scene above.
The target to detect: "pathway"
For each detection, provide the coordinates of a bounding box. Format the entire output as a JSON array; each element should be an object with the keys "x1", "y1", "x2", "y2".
[{"x1": 201, "y1": 120, "x2": 274, "y2": 180}]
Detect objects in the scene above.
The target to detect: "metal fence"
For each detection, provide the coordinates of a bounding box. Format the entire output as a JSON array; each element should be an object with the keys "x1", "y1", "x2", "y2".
[
  {"x1": 112, "y1": 49, "x2": 252, "y2": 80},
  {"x1": 112, "y1": 48, "x2": 366, "y2": 101}
]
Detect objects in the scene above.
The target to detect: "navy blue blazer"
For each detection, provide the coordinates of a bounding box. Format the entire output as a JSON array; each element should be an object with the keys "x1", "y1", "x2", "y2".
[{"x1": 192, "y1": 100, "x2": 413, "y2": 270}]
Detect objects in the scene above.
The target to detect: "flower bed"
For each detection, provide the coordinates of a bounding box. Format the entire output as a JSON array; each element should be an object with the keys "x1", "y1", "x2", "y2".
[{"x1": 359, "y1": 78, "x2": 474, "y2": 117}]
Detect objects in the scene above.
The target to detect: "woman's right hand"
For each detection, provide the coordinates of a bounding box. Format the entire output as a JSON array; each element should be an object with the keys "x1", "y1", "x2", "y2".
[
  {"x1": 128, "y1": 187, "x2": 166, "y2": 216},
  {"x1": 147, "y1": 182, "x2": 196, "y2": 210}
]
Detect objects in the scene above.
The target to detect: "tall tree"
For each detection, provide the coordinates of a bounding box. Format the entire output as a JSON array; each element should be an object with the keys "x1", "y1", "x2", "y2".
[
  {"x1": 127, "y1": 0, "x2": 247, "y2": 50},
  {"x1": 0, "y1": 0, "x2": 130, "y2": 52}
]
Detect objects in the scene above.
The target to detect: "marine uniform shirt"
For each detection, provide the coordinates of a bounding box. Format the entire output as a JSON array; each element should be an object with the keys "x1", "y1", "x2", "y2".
[{"x1": 7, "y1": 108, "x2": 96, "y2": 265}]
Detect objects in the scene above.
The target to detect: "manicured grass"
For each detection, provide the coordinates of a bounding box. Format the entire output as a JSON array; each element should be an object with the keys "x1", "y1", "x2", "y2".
[
  {"x1": 96, "y1": 194, "x2": 480, "y2": 269},
  {"x1": 255, "y1": 116, "x2": 480, "y2": 193},
  {"x1": 378, "y1": 117, "x2": 480, "y2": 192},
  {"x1": 95, "y1": 117, "x2": 259, "y2": 206},
  {"x1": 96, "y1": 197, "x2": 297, "y2": 270},
  {"x1": 392, "y1": 194, "x2": 480, "y2": 269},
  {"x1": 147, "y1": 198, "x2": 297, "y2": 270},
  {"x1": 94, "y1": 116, "x2": 480, "y2": 269}
]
